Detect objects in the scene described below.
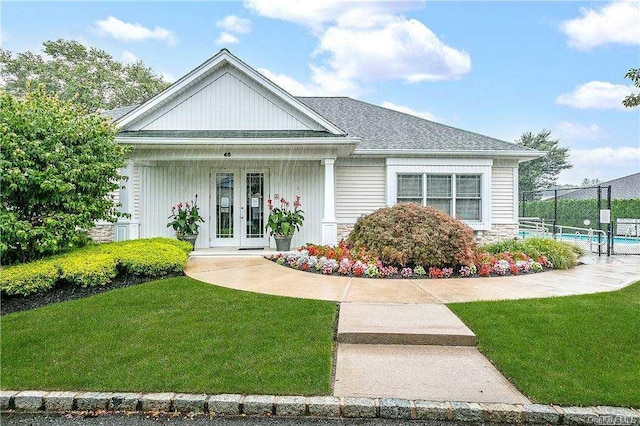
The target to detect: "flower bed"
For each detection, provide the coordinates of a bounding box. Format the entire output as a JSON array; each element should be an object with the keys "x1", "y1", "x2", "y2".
[{"x1": 266, "y1": 242, "x2": 556, "y2": 279}]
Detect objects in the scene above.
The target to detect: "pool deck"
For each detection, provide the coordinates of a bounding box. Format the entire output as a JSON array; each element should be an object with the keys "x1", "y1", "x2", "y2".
[{"x1": 184, "y1": 254, "x2": 640, "y2": 303}]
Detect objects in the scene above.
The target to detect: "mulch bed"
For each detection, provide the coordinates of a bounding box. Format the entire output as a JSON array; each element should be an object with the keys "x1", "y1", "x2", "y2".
[{"x1": 1, "y1": 273, "x2": 184, "y2": 316}]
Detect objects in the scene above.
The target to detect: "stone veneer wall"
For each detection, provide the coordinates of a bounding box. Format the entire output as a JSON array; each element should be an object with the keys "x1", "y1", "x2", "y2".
[
  {"x1": 88, "y1": 224, "x2": 114, "y2": 243},
  {"x1": 474, "y1": 224, "x2": 519, "y2": 245},
  {"x1": 337, "y1": 223, "x2": 354, "y2": 242}
]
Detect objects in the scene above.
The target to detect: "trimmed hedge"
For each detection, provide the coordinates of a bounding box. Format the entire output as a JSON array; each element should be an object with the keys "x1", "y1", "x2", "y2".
[
  {"x1": 58, "y1": 253, "x2": 118, "y2": 287},
  {"x1": 347, "y1": 203, "x2": 476, "y2": 267},
  {"x1": 0, "y1": 260, "x2": 59, "y2": 296},
  {"x1": 480, "y1": 237, "x2": 580, "y2": 270},
  {"x1": 0, "y1": 238, "x2": 192, "y2": 297}
]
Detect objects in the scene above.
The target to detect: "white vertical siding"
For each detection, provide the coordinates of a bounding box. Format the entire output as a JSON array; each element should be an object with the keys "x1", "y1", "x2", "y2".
[
  {"x1": 131, "y1": 66, "x2": 324, "y2": 131},
  {"x1": 139, "y1": 165, "x2": 211, "y2": 248},
  {"x1": 492, "y1": 167, "x2": 516, "y2": 224},
  {"x1": 137, "y1": 161, "x2": 323, "y2": 248},
  {"x1": 268, "y1": 161, "x2": 324, "y2": 247},
  {"x1": 335, "y1": 162, "x2": 386, "y2": 223}
]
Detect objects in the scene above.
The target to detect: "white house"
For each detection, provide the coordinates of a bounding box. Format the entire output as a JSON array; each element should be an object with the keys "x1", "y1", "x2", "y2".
[{"x1": 101, "y1": 49, "x2": 541, "y2": 249}]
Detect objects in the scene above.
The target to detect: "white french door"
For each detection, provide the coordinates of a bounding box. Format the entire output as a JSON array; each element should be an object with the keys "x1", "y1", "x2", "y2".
[{"x1": 211, "y1": 169, "x2": 269, "y2": 248}]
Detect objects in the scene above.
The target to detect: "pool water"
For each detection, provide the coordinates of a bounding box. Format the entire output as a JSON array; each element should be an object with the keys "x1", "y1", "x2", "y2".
[{"x1": 518, "y1": 231, "x2": 640, "y2": 245}]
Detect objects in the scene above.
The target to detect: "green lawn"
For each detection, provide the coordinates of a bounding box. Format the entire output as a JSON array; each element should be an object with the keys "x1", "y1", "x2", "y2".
[
  {"x1": 449, "y1": 281, "x2": 640, "y2": 407},
  {"x1": 1, "y1": 277, "x2": 337, "y2": 395}
]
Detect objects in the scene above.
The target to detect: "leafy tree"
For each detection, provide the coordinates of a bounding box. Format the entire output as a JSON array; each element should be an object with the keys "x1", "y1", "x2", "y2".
[
  {"x1": 0, "y1": 39, "x2": 169, "y2": 112},
  {"x1": 622, "y1": 68, "x2": 640, "y2": 108},
  {"x1": 517, "y1": 130, "x2": 572, "y2": 194},
  {"x1": 0, "y1": 87, "x2": 128, "y2": 264},
  {"x1": 581, "y1": 178, "x2": 601, "y2": 187}
]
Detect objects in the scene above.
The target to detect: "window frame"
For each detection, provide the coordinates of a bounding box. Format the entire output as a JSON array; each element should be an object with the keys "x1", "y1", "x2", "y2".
[{"x1": 385, "y1": 158, "x2": 495, "y2": 231}]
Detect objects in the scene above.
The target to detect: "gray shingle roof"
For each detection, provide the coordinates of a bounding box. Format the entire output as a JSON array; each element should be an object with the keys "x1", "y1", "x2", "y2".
[
  {"x1": 103, "y1": 97, "x2": 537, "y2": 155},
  {"x1": 297, "y1": 97, "x2": 529, "y2": 152},
  {"x1": 100, "y1": 105, "x2": 138, "y2": 121},
  {"x1": 558, "y1": 173, "x2": 640, "y2": 200}
]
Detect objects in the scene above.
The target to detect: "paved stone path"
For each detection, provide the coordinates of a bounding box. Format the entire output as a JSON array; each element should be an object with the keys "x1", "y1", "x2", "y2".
[{"x1": 184, "y1": 255, "x2": 639, "y2": 404}]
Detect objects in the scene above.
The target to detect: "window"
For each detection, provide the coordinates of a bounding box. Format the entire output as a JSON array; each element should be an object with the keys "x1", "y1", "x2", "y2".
[
  {"x1": 396, "y1": 173, "x2": 482, "y2": 221},
  {"x1": 455, "y1": 175, "x2": 481, "y2": 221},
  {"x1": 426, "y1": 175, "x2": 452, "y2": 215},
  {"x1": 397, "y1": 174, "x2": 423, "y2": 204}
]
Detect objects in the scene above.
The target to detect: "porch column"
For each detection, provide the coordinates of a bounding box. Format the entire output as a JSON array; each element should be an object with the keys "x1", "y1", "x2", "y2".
[
  {"x1": 114, "y1": 160, "x2": 139, "y2": 241},
  {"x1": 321, "y1": 158, "x2": 338, "y2": 245}
]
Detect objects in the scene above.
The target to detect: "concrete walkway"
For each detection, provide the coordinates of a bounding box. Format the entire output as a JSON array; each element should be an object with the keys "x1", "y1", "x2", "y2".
[
  {"x1": 185, "y1": 255, "x2": 639, "y2": 303},
  {"x1": 334, "y1": 302, "x2": 529, "y2": 403},
  {"x1": 184, "y1": 255, "x2": 638, "y2": 404}
]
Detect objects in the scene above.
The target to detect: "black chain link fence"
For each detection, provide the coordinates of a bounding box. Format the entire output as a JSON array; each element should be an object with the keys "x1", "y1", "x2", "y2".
[{"x1": 519, "y1": 185, "x2": 639, "y2": 256}]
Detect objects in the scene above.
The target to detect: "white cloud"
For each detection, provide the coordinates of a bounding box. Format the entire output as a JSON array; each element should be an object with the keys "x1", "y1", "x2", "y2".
[
  {"x1": 215, "y1": 32, "x2": 240, "y2": 45},
  {"x1": 121, "y1": 50, "x2": 139, "y2": 64},
  {"x1": 558, "y1": 146, "x2": 640, "y2": 184},
  {"x1": 95, "y1": 16, "x2": 177, "y2": 45},
  {"x1": 554, "y1": 121, "x2": 606, "y2": 144},
  {"x1": 246, "y1": 0, "x2": 469, "y2": 94},
  {"x1": 258, "y1": 67, "x2": 359, "y2": 96},
  {"x1": 160, "y1": 72, "x2": 177, "y2": 83},
  {"x1": 217, "y1": 15, "x2": 252, "y2": 34},
  {"x1": 556, "y1": 81, "x2": 636, "y2": 110},
  {"x1": 572, "y1": 146, "x2": 640, "y2": 165},
  {"x1": 560, "y1": 1, "x2": 640, "y2": 50},
  {"x1": 246, "y1": 0, "x2": 417, "y2": 30},
  {"x1": 381, "y1": 101, "x2": 437, "y2": 121},
  {"x1": 317, "y1": 17, "x2": 471, "y2": 83},
  {"x1": 0, "y1": 31, "x2": 10, "y2": 45}
]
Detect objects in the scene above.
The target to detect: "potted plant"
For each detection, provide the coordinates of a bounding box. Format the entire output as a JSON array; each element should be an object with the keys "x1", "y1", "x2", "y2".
[
  {"x1": 167, "y1": 195, "x2": 204, "y2": 249},
  {"x1": 266, "y1": 195, "x2": 304, "y2": 251}
]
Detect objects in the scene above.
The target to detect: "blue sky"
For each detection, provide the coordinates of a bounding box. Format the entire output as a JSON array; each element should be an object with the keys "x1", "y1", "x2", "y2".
[{"x1": 2, "y1": 0, "x2": 639, "y2": 185}]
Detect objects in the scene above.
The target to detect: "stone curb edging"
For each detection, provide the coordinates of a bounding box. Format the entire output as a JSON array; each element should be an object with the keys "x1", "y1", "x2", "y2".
[{"x1": 1, "y1": 391, "x2": 639, "y2": 424}]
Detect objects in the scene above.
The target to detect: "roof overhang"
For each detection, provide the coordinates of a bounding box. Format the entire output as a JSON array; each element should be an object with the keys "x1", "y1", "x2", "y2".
[
  {"x1": 117, "y1": 136, "x2": 360, "y2": 159},
  {"x1": 352, "y1": 149, "x2": 545, "y2": 162}
]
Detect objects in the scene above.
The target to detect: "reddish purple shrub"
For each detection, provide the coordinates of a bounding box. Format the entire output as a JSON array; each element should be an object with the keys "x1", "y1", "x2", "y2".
[{"x1": 347, "y1": 203, "x2": 475, "y2": 267}]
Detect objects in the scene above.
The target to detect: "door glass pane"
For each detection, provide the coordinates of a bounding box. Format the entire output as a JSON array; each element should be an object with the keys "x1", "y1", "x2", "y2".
[
  {"x1": 246, "y1": 173, "x2": 264, "y2": 238},
  {"x1": 456, "y1": 175, "x2": 481, "y2": 197},
  {"x1": 397, "y1": 174, "x2": 422, "y2": 204},
  {"x1": 216, "y1": 173, "x2": 234, "y2": 238}
]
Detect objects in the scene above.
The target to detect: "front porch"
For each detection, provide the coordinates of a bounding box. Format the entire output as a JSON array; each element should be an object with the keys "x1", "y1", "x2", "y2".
[{"x1": 115, "y1": 141, "x2": 355, "y2": 249}]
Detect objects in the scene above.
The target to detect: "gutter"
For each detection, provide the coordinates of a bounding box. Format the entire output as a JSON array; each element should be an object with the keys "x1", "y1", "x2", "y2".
[
  {"x1": 116, "y1": 136, "x2": 361, "y2": 146},
  {"x1": 352, "y1": 149, "x2": 545, "y2": 161}
]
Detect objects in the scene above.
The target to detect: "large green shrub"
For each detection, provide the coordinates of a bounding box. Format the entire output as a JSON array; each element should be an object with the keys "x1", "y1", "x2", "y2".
[
  {"x1": 347, "y1": 203, "x2": 476, "y2": 267},
  {"x1": 0, "y1": 87, "x2": 128, "y2": 264},
  {"x1": 480, "y1": 237, "x2": 580, "y2": 270},
  {"x1": 0, "y1": 238, "x2": 189, "y2": 296}
]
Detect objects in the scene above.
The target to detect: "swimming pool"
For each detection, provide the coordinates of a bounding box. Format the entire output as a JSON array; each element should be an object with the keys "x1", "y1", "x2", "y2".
[{"x1": 518, "y1": 231, "x2": 640, "y2": 245}]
